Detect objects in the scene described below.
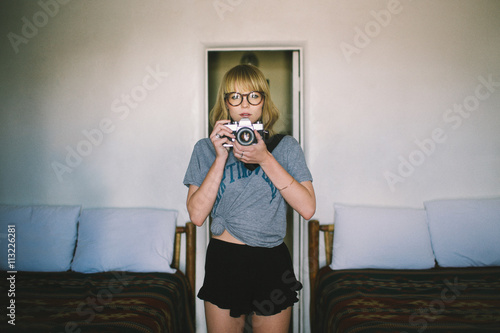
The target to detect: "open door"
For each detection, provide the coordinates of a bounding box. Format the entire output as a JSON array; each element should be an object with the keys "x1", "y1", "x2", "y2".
[{"x1": 205, "y1": 47, "x2": 304, "y2": 332}]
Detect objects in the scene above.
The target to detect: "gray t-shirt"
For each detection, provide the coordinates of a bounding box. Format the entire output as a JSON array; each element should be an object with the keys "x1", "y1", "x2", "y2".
[{"x1": 183, "y1": 135, "x2": 312, "y2": 247}]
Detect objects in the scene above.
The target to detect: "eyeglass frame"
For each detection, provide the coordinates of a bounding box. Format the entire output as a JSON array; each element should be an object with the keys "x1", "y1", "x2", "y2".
[{"x1": 224, "y1": 91, "x2": 265, "y2": 106}]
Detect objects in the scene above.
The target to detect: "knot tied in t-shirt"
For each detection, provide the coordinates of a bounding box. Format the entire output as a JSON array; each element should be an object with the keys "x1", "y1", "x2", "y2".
[{"x1": 211, "y1": 216, "x2": 226, "y2": 236}]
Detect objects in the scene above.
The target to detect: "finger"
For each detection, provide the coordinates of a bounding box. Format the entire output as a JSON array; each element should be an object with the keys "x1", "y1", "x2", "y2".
[
  {"x1": 232, "y1": 144, "x2": 243, "y2": 159},
  {"x1": 233, "y1": 142, "x2": 248, "y2": 157},
  {"x1": 215, "y1": 119, "x2": 230, "y2": 126},
  {"x1": 217, "y1": 126, "x2": 235, "y2": 140},
  {"x1": 239, "y1": 150, "x2": 247, "y2": 161},
  {"x1": 215, "y1": 120, "x2": 231, "y2": 130},
  {"x1": 212, "y1": 126, "x2": 232, "y2": 141},
  {"x1": 211, "y1": 131, "x2": 224, "y2": 141}
]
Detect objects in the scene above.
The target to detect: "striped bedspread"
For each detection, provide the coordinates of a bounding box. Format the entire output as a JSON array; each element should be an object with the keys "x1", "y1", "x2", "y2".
[
  {"x1": 1, "y1": 271, "x2": 195, "y2": 333},
  {"x1": 313, "y1": 266, "x2": 500, "y2": 333}
]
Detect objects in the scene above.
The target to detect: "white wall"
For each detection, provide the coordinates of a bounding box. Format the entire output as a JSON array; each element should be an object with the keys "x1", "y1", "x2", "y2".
[{"x1": 1, "y1": 1, "x2": 499, "y2": 331}]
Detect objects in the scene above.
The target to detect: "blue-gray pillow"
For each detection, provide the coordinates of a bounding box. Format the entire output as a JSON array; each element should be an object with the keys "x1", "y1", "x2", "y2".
[
  {"x1": 425, "y1": 198, "x2": 500, "y2": 267},
  {"x1": 331, "y1": 204, "x2": 436, "y2": 270},
  {"x1": 0, "y1": 205, "x2": 80, "y2": 272},
  {"x1": 71, "y1": 208, "x2": 178, "y2": 273}
]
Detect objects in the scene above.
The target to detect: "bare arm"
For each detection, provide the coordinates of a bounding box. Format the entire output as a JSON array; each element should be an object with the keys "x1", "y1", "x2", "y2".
[
  {"x1": 186, "y1": 158, "x2": 225, "y2": 226},
  {"x1": 259, "y1": 154, "x2": 316, "y2": 220},
  {"x1": 186, "y1": 120, "x2": 234, "y2": 226}
]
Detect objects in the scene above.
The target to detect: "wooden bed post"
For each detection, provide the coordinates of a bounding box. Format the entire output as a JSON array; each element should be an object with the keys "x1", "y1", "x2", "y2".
[
  {"x1": 174, "y1": 222, "x2": 196, "y2": 316},
  {"x1": 185, "y1": 221, "x2": 196, "y2": 299},
  {"x1": 322, "y1": 224, "x2": 335, "y2": 266},
  {"x1": 308, "y1": 220, "x2": 320, "y2": 311},
  {"x1": 309, "y1": 220, "x2": 335, "y2": 331}
]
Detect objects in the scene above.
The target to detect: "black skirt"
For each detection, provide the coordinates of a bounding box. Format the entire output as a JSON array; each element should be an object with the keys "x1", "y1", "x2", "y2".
[{"x1": 198, "y1": 238, "x2": 303, "y2": 318}]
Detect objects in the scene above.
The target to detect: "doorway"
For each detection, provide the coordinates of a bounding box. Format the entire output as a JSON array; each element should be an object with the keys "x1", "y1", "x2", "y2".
[
  {"x1": 208, "y1": 50, "x2": 294, "y2": 135},
  {"x1": 205, "y1": 47, "x2": 304, "y2": 332}
]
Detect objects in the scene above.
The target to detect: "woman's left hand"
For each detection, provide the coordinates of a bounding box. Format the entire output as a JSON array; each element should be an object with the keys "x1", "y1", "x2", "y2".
[
  {"x1": 233, "y1": 130, "x2": 271, "y2": 165},
  {"x1": 234, "y1": 130, "x2": 316, "y2": 220}
]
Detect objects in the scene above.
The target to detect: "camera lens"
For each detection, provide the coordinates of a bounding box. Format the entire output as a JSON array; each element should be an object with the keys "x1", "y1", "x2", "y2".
[{"x1": 236, "y1": 127, "x2": 255, "y2": 146}]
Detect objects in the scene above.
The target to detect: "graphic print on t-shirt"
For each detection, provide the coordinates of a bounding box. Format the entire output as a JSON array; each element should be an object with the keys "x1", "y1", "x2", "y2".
[{"x1": 213, "y1": 161, "x2": 279, "y2": 214}]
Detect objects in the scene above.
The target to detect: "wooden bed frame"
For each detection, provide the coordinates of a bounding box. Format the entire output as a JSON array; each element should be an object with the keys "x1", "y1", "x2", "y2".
[
  {"x1": 0, "y1": 221, "x2": 198, "y2": 333},
  {"x1": 173, "y1": 222, "x2": 197, "y2": 312},
  {"x1": 308, "y1": 219, "x2": 334, "y2": 320},
  {"x1": 307, "y1": 219, "x2": 500, "y2": 333}
]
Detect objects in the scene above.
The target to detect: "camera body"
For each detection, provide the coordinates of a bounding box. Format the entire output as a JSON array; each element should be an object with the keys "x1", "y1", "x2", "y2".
[{"x1": 223, "y1": 118, "x2": 266, "y2": 147}]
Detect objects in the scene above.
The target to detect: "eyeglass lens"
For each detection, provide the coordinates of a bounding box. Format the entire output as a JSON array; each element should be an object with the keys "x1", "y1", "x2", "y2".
[{"x1": 226, "y1": 92, "x2": 263, "y2": 106}]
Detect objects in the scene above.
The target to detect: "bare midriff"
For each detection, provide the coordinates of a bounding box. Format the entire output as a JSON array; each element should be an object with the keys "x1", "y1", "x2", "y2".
[{"x1": 212, "y1": 229, "x2": 245, "y2": 245}]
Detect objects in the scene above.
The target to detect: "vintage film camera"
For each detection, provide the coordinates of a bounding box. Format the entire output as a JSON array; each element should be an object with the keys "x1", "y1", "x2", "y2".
[{"x1": 222, "y1": 118, "x2": 267, "y2": 147}]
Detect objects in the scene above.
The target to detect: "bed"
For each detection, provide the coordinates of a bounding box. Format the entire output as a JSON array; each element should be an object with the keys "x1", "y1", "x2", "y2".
[
  {"x1": 0, "y1": 206, "x2": 196, "y2": 333},
  {"x1": 308, "y1": 198, "x2": 500, "y2": 333}
]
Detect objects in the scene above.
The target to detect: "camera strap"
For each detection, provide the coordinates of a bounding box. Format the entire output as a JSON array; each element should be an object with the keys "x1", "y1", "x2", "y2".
[{"x1": 244, "y1": 134, "x2": 285, "y2": 171}]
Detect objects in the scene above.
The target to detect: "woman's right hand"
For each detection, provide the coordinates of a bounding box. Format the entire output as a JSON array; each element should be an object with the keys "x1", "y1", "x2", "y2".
[
  {"x1": 188, "y1": 120, "x2": 235, "y2": 226},
  {"x1": 210, "y1": 120, "x2": 234, "y2": 158}
]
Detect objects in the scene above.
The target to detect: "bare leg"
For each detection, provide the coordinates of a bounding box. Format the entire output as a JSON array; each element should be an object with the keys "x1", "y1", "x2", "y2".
[
  {"x1": 205, "y1": 301, "x2": 246, "y2": 333},
  {"x1": 251, "y1": 306, "x2": 292, "y2": 333}
]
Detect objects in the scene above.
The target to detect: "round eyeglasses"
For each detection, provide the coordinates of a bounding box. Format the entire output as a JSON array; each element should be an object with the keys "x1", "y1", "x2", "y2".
[{"x1": 225, "y1": 91, "x2": 264, "y2": 106}]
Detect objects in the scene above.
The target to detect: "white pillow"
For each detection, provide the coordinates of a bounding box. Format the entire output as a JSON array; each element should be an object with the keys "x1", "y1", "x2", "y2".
[
  {"x1": 0, "y1": 205, "x2": 81, "y2": 272},
  {"x1": 331, "y1": 204, "x2": 436, "y2": 270},
  {"x1": 425, "y1": 197, "x2": 500, "y2": 267},
  {"x1": 71, "y1": 208, "x2": 178, "y2": 273}
]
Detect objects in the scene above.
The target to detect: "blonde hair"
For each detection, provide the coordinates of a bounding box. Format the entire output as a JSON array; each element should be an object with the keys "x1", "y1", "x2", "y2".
[{"x1": 209, "y1": 64, "x2": 280, "y2": 136}]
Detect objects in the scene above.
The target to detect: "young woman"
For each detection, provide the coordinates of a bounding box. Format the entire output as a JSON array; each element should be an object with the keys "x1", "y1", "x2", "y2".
[{"x1": 183, "y1": 64, "x2": 315, "y2": 333}]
